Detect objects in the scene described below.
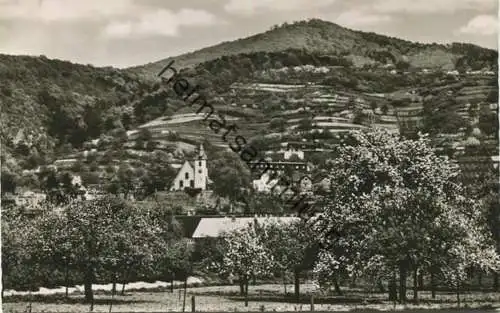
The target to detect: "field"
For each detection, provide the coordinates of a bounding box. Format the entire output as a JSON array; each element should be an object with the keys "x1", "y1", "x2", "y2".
[{"x1": 3, "y1": 283, "x2": 500, "y2": 313}]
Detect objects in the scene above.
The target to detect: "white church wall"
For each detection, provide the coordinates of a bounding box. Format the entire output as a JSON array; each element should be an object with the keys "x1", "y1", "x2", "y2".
[{"x1": 171, "y1": 162, "x2": 195, "y2": 191}]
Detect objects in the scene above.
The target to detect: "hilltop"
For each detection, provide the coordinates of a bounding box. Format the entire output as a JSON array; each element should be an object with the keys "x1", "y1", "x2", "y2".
[
  {"x1": 129, "y1": 19, "x2": 498, "y2": 77},
  {"x1": 1, "y1": 19, "x2": 497, "y2": 203}
]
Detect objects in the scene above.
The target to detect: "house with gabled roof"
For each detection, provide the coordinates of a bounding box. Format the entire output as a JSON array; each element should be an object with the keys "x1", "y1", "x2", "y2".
[
  {"x1": 170, "y1": 144, "x2": 211, "y2": 191},
  {"x1": 191, "y1": 216, "x2": 300, "y2": 238}
]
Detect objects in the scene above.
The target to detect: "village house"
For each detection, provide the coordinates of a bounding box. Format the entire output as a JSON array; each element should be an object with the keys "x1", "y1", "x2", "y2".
[
  {"x1": 14, "y1": 191, "x2": 46, "y2": 209},
  {"x1": 283, "y1": 145, "x2": 305, "y2": 160},
  {"x1": 252, "y1": 169, "x2": 313, "y2": 196},
  {"x1": 394, "y1": 104, "x2": 424, "y2": 137},
  {"x1": 191, "y1": 216, "x2": 300, "y2": 239}
]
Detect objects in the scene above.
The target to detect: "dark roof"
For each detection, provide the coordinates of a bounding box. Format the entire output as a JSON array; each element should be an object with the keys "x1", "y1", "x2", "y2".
[
  {"x1": 248, "y1": 161, "x2": 308, "y2": 165},
  {"x1": 286, "y1": 142, "x2": 317, "y2": 148},
  {"x1": 174, "y1": 216, "x2": 202, "y2": 238}
]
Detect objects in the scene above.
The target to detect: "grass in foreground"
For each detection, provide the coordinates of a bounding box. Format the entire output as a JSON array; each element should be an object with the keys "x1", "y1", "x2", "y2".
[{"x1": 2, "y1": 283, "x2": 500, "y2": 312}]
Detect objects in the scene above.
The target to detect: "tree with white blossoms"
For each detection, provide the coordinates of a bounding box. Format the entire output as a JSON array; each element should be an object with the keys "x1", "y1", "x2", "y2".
[
  {"x1": 220, "y1": 221, "x2": 273, "y2": 307},
  {"x1": 1, "y1": 206, "x2": 44, "y2": 297},
  {"x1": 312, "y1": 249, "x2": 352, "y2": 295},
  {"x1": 261, "y1": 220, "x2": 319, "y2": 301},
  {"x1": 312, "y1": 129, "x2": 500, "y2": 303},
  {"x1": 439, "y1": 213, "x2": 500, "y2": 307},
  {"x1": 61, "y1": 196, "x2": 166, "y2": 305},
  {"x1": 149, "y1": 210, "x2": 190, "y2": 294}
]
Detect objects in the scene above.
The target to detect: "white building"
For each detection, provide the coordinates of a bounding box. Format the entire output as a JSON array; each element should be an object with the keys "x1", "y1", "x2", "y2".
[
  {"x1": 170, "y1": 144, "x2": 209, "y2": 191},
  {"x1": 252, "y1": 172, "x2": 281, "y2": 193},
  {"x1": 252, "y1": 173, "x2": 313, "y2": 195},
  {"x1": 14, "y1": 191, "x2": 46, "y2": 208},
  {"x1": 283, "y1": 146, "x2": 305, "y2": 160}
]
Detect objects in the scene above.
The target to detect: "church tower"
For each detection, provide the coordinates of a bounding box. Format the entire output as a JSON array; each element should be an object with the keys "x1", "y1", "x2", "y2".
[{"x1": 194, "y1": 144, "x2": 208, "y2": 190}]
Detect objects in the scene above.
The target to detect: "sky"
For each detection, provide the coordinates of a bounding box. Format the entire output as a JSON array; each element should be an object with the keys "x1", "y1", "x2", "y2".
[{"x1": 0, "y1": 0, "x2": 498, "y2": 68}]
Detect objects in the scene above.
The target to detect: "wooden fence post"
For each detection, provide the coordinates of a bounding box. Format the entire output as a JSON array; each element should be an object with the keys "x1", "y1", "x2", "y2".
[
  {"x1": 182, "y1": 278, "x2": 187, "y2": 312},
  {"x1": 310, "y1": 295, "x2": 314, "y2": 311},
  {"x1": 28, "y1": 289, "x2": 32, "y2": 313},
  {"x1": 191, "y1": 295, "x2": 195, "y2": 312}
]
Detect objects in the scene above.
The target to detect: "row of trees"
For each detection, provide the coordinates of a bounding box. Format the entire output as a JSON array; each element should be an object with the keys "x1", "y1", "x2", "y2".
[
  {"x1": 1, "y1": 197, "x2": 191, "y2": 306},
  {"x1": 214, "y1": 220, "x2": 315, "y2": 306},
  {"x1": 217, "y1": 130, "x2": 499, "y2": 304},
  {"x1": 2, "y1": 130, "x2": 498, "y2": 307},
  {"x1": 422, "y1": 95, "x2": 498, "y2": 138},
  {"x1": 313, "y1": 130, "x2": 499, "y2": 302}
]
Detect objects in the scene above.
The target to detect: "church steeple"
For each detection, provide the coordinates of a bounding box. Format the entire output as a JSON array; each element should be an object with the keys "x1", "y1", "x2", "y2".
[
  {"x1": 194, "y1": 144, "x2": 208, "y2": 190},
  {"x1": 198, "y1": 144, "x2": 207, "y2": 160}
]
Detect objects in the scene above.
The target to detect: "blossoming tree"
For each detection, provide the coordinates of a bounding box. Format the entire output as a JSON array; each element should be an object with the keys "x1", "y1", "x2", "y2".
[
  {"x1": 312, "y1": 130, "x2": 499, "y2": 303},
  {"x1": 219, "y1": 222, "x2": 273, "y2": 306}
]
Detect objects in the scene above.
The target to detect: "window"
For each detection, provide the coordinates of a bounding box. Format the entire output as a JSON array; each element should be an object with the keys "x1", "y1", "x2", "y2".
[
  {"x1": 198, "y1": 169, "x2": 202, "y2": 174},
  {"x1": 199, "y1": 161, "x2": 202, "y2": 166},
  {"x1": 190, "y1": 180, "x2": 194, "y2": 188},
  {"x1": 179, "y1": 180, "x2": 184, "y2": 188},
  {"x1": 185, "y1": 172, "x2": 189, "y2": 179}
]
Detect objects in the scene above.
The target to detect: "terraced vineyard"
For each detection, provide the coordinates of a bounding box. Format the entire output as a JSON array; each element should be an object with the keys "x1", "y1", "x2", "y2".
[{"x1": 56, "y1": 69, "x2": 496, "y2": 172}]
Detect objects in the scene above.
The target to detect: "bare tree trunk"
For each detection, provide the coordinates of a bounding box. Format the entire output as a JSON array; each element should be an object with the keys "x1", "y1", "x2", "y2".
[
  {"x1": 84, "y1": 265, "x2": 94, "y2": 304},
  {"x1": 294, "y1": 269, "x2": 300, "y2": 303},
  {"x1": 109, "y1": 273, "x2": 117, "y2": 313},
  {"x1": 413, "y1": 268, "x2": 418, "y2": 301},
  {"x1": 28, "y1": 286, "x2": 33, "y2": 313},
  {"x1": 171, "y1": 272, "x2": 175, "y2": 293},
  {"x1": 350, "y1": 273, "x2": 357, "y2": 288},
  {"x1": 65, "y1": 258, "x2": 69, "y2": 299},
  {"x1": 239, "y1": 276, "x2": 245, "y2": 296},
  {"x1": 377, "y1": 278, "x2": 385, "y2": 293},
  {"x1": 399, "y1": 262, "x2": 407, "y2": 304},
  {"x1": 478, "y1": 270, "x2": 483, "y2": 288},
  {"x1": 417, "y1": 272, "x2": 424, "y2": 290},
  {"x1": 283, "y1": 271, "x2": 287, "y2": 295},
  {"x1": 244, "y1": 276, "x2": 249, "y2": 307},
  {"x1": 388, "y1": 273, "x2": 397, "y2": 301},
  {"x1": 456, "y1": 279, "x2": 460, "y2": 308},
  {"x1": 333, "y1": 276, "x2": 342, "y2": 295},
  {"x1": 494, "y1": 271, "x2": 499, "y2": 292},
  {"x1": 121, "y1": 266, "x2": 128, "y2": 296},
  {"x1": 1, "y1": 269, "x2": 4, "y2": 299},
  {"x1": 109, "y1": 294, "x2": 114, "y2": 313},
  {"x1": 430, "y1": 272, "x2": 436, "y2": 299},
  {"x1": 112, "y1": 271, "x2": 117, "y2": 296}
]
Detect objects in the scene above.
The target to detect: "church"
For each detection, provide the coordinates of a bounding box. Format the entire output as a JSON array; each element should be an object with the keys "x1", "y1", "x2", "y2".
[{"x1": 170, "y1": 144, "x2": 210, "y2": 191}]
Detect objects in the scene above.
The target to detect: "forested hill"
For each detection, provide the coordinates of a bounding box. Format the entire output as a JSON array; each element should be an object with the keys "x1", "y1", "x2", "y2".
[
  {"x1": 2, "y1": 19, "x2": 497, "y2": 165},
  {"x1": 1, "y1": 19, "x2": 498, "y2": 196},
  {"x1": 0, "y1": 54, "x2": 155, "y2": 173},
  {"x1": 129, "y1": 18, "x2": 498, "y2": 77}
]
